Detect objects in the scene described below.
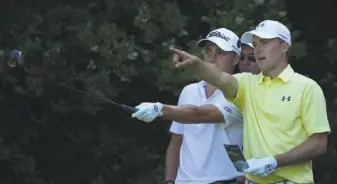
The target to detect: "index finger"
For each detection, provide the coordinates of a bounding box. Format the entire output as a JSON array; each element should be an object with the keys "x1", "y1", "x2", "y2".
[
  {"x1": 169, "y1": 47, "x2": 185, "y2": 55},
  {"x1": 173, "y1": 53, "x2": 179, "y2": 61}
]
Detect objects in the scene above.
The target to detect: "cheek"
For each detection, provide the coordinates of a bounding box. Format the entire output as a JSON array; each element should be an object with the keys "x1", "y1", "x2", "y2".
[
  {"x1": 268, "y1": 46, "x2": 280, "y2": 58},
  {"x1": 203, "y1": 54, "x2": 208, "y2": 61},
  {"x1": 218, "y1": 56, "x2": 232, "y2": 66},
  {"x1": 252, "y1": 62, "x2": 259, "y2": 68}
]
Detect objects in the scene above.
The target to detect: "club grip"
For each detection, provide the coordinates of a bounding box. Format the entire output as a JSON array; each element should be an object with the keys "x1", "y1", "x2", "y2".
[{"x1": 121, "y1": 104, "x2": 138, "y2": 113}]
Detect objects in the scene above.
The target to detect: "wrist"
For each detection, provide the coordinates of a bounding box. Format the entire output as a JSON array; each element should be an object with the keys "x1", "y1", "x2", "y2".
[
  {"x1": 268, "y1": 155, "x2": 278, "y2": 168},
  {"x1": 155, "y1": 102, "x2": 164, "y2": 117},
  {"x1": 274, "y1": 154, "x2": 284, "y2": 167}
]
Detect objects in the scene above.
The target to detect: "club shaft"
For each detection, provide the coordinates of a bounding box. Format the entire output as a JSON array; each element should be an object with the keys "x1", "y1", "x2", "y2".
[
  {"x1": 50, "y1": 81, "x2": 138, "y2": 113},
  {"x1": 4, "y1": 50, "x2": 139, "y2": 113}
]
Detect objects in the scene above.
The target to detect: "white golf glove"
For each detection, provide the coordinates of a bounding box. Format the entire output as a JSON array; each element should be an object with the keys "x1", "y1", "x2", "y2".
[
  {"x1": 243, "y1": 156, "x2": 277, "y2": 177},
  {"x1": 131, "y1": 102, "x2": 163, "y2": 123}
]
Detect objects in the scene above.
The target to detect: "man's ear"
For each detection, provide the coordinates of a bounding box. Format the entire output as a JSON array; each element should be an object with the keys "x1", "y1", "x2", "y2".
[
  {"x1": 233, "y1": 54, "x2": 240, "y2": 66},
  {"x1": 281, "y1": 42, "x2": 289, "y2": 54}
]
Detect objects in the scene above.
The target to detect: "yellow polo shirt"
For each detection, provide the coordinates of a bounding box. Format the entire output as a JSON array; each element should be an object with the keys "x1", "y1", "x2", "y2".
[{"x1": 229, "y1": 65, "x2": 331, "y2": 183}]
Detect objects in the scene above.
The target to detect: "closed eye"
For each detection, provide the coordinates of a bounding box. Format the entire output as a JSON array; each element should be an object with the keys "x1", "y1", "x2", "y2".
[
  {"x1": 204, "y1": 48, "x2": 211, "y2": 55},
  {"x1": 218, "y1": 50, "x2": 226, "y2": 55}
]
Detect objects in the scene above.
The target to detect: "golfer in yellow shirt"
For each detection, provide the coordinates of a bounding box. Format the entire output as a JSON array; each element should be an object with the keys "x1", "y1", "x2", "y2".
[{"x1": 168, "y1": 20, "x2": 331, "y2": 184}]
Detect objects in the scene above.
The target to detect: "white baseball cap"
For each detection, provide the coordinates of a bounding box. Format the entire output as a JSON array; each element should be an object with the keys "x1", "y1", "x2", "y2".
[
  {"x1": 241, "y1": 20, "x2": 291, "y2": 46},
  {"x1": 197, "y1": 28, "x2": 241, "y2": 55},
  {"x1": 240, "y1": 35, "x2": 253, "y2": 48}
]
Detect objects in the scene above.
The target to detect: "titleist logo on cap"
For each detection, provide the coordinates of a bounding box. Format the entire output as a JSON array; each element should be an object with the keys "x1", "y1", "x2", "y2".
[{"x1": 207, "y1": 31, "x2": 230, "y2": 41}]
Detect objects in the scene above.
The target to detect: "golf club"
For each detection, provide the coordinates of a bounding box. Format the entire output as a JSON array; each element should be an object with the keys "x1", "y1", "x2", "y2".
[{"x1": 3, "y1": 49, "x2": 138, "y2": 113}]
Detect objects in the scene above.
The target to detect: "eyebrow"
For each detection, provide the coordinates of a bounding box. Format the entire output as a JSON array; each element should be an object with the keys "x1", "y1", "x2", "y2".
[
  {"x1": 216, "y1": 48, "x2": 223, "y2": 52},
  {"x1": 204, "y1": 46, "x2": 211, "y2": 50}
]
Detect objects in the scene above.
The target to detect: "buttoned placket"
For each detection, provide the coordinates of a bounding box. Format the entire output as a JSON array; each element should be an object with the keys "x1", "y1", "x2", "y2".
[{"x1": 262, "y1": 77, "x2": 273, "y2": 106}]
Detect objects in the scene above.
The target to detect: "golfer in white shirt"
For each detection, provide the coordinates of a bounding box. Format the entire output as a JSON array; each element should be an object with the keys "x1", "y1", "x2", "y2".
[{"x1": 132, "y1": 28, "x2": 246, "y2": 184}]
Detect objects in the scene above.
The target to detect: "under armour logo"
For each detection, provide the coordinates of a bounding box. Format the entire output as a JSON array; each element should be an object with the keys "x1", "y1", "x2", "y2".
[
  {"x1": 265, "y1": 164, "x2": 275, "y2": 174},
  {"x1": 154, "y1": 105, "x2": 158, "y2": 112},
  {"x1": 224, "y1": 106, "x2": 232, "y2": 113},
  {"x1": 281, "y1": 96, "x2": 291, "y2": 101}
]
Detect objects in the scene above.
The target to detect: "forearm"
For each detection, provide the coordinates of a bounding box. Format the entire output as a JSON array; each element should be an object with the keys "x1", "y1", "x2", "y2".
[
  {"x1": 165, "y1": 155, "x2": 179, "y2": 181},
  {"x1": 195, "y1": 61, "x2": 227, "y2": 87},
  {"x1": 161, "y1": 104, "x2": 223, "y2": 123},
  {"x1": 165, "y1": 136, "x2": 182, "y2": 181},
  {"x1": 275, "y1": 134, "x2": 328, "y2": 167}
]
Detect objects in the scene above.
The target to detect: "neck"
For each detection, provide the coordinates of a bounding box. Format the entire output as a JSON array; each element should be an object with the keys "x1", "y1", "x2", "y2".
[
  {"x1": 204, "y1": 68, "x2": 233, "y2": 97},
  {"x1": 223, "y1": 69, "x2": 234, "y2": 76},
  {"x1": 262, "y1": 59, "x2": 288, "y2": 79},
  {"x1": 205, "y1": 84, "x2": 217, "y2": 98}
]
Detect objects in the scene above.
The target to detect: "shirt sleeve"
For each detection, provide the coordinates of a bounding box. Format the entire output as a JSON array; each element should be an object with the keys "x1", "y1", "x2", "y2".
[
  {"x1": 301, "y1": 81, "x2": 331, "y2": 136},
  {"x1": 169, "y1": 86, "x2": 188, "y2": 135},
  {"x1": 226, "y1": 72, "x2": 248, "y2": 112},
  {"x1": 213, "y1": 99, "x2": 243, "y2": 128},
  {"x1": 170, "y1": 122, "x2": 184, "y2": 135}
]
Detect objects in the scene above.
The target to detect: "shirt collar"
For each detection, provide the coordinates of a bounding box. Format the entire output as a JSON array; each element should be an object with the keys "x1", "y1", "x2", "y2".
[
  {"x1": 257, "y1": 64, "x2": 295, "y2": 84},
  {"x1": 198, "y1": 80, "x2": 208, "y2": 87}
]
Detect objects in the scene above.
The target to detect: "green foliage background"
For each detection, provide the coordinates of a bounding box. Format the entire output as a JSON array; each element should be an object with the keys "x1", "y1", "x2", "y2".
[{"x1": 0, "y1": 0, "x2": 336, "y2": 183}]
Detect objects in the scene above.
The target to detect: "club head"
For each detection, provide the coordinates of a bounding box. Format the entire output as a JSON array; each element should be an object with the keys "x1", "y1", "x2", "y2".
[{"x1": 4, "y1": 49, "x2": 23, "y2": 68}]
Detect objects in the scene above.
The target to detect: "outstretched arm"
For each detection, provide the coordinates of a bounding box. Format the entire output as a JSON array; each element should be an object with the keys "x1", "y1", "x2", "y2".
[
  {"x1": 161, "y1": 104, "x2": 225, "y2": 123},
  {"x1": 131, "y1": 101, "x2": 242, "y2": 124},
  {"x1": 170, "y1": 48, "x2": 239, "y2": 98}
]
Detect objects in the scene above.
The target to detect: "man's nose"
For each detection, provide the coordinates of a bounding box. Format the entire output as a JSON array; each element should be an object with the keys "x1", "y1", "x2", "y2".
[{"x1": 209, "y1": 53, "x2": 217, "y2": 64}]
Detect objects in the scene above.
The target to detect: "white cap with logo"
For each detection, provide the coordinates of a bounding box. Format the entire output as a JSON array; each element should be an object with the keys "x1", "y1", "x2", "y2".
[
  {"x1": 241, "y1": 20, "x2": 291, "y2": 46},
  {"x1": 197, "y1": 28, "x2": 241, "y2": 55}
]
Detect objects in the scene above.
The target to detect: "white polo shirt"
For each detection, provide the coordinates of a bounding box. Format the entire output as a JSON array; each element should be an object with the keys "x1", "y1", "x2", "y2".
[{"x1": 170, "y1": 81, "x2": 244, "y2": 184}]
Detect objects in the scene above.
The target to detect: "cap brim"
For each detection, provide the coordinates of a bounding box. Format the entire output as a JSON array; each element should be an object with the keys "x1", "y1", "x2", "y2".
[
  {"x1": 241, "y1": 30, "x2": 277, "y2": 44},
  {"x1": 196, "y1": 38, "x2": 209, "y2": 47},
  {"x1": 242, "y1": 43, "x2": 253, "y2": 48},
  {"x1": 196, "y1": 37, "x2": 237, "y2": 54}
]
